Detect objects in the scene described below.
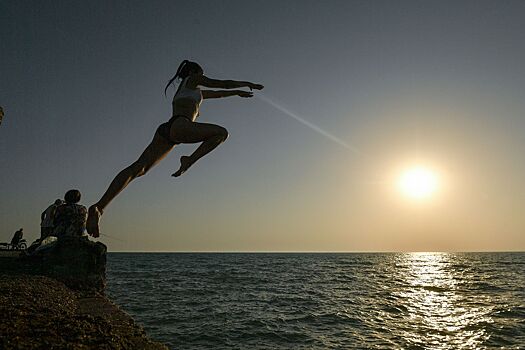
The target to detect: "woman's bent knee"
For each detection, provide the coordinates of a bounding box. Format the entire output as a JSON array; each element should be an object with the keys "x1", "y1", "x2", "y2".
[{"x1": 217, "y1": 127, "x2": 228, "y2": 141}]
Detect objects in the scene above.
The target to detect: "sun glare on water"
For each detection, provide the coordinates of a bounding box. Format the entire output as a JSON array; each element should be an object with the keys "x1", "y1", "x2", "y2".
[{"x1": 398, "y1": 166, "x2": 439, "y2": 199}]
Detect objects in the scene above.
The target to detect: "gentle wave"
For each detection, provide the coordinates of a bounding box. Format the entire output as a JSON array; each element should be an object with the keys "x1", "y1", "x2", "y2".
[{"x1": 107, "y1": 253, "x2": 525, "y2": 349}]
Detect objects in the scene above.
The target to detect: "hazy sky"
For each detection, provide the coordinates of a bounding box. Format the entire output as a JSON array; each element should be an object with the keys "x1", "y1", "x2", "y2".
[{"x1": 1, "y1": 0, "x2": 525, "y2": 252}]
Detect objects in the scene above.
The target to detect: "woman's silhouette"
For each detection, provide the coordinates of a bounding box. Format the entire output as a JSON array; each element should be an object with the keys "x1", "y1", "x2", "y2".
[{"x1": 86, "y1": 60, "x2": 263, "y2": 237}]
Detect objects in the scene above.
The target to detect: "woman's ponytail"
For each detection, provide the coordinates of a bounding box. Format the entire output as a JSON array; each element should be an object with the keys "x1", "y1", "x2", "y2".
[
  {"x1": 164, "y1": 60, "x2": 189, "y2": 96},
  {"x1": 164, "y1": 60, "x2": 203, "y2": 97}
]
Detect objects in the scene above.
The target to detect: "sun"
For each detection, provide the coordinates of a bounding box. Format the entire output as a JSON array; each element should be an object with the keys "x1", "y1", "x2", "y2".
[{"x1": 398, "y1": 166, "x2": 438, "y2": 199}]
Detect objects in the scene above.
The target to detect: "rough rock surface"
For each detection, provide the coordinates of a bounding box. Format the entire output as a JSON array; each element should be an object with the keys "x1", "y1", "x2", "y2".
[
  {"x1": 0, "y1": 237, "x2": 169, "y2": 349},
  {"x1": 0, "y1": 275, "x2": 168, "y2": 350}
]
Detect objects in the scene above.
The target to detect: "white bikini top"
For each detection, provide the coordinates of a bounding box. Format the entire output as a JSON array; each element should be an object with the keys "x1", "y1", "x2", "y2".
[{"x1": 173, "y1": 77, "x2": 203, "y2": 105}]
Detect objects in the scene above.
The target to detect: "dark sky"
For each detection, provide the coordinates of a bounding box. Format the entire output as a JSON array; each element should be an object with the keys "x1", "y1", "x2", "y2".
[{"x1": 1, "y1": 1, "x2": 525, "y2": 251}]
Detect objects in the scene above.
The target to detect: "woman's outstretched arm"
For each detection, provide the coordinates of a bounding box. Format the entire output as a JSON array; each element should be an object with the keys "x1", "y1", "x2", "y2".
[
  {"x1": 202, "y1": 90, "x2": 253, "y2": 99},
  {"x1": 194, "y1": 75, "x2": 264, "y2": 90}
]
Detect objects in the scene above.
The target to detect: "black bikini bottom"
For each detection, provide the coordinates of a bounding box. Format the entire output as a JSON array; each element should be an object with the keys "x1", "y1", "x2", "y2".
[{"x1": 157, "y1": 115, "x2": 191, "y2": 145}]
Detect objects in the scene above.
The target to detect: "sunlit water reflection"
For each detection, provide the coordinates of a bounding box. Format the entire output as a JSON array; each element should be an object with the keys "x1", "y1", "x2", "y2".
[
  {"x1": 395, "y1": 253, "x2": 492, "y2": 348},
  {"x1": 107, "y1": 253, "x2": 525, "y2": 349}
]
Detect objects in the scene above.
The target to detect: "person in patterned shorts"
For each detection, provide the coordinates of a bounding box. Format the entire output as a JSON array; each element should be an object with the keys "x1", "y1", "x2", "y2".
[{"x1": 53, "y1": 189, "x2": 87, "y2": 239}]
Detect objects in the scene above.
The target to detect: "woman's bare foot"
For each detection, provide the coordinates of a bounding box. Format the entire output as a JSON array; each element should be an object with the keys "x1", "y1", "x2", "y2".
[
  {"x1": 87, "y1": 205, "x2": 102, "y2": 237},
  {"x1": 172, "y1": 156, "x2": 193, "y2": 177}
]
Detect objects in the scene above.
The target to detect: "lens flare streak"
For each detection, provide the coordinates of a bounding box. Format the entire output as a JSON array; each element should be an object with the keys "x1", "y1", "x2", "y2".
[{"x1": 257, "y1": 93, "x2": 360, "y2": 154}]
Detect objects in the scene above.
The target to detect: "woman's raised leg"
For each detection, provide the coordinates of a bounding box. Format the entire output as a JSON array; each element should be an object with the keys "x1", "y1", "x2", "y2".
[
  {"x1": 170, "y1": 118, "x2": 228, "y2": 177},
  {"x1": 87, "y1": 132, "x2": 174, "y2": 236}
]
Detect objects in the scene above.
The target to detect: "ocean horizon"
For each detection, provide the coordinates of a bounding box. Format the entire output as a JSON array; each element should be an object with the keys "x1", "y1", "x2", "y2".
[
  {"x1": 107, "y1": 252, "x2": 525, "y2": 349},
  {"x1": 106, "y1": 250, "x2": 525, "y2": 253}
]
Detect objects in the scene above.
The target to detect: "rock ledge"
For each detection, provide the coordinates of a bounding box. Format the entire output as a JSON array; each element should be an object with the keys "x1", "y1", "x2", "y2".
[{"x1": 0, "y1": 237, "x2": 168, "y2": 350}]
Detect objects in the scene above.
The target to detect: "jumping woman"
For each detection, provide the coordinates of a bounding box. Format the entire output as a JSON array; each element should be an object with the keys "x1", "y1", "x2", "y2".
[{"x1": 86, "y1": 60, "x2": 264, "y2": 237}]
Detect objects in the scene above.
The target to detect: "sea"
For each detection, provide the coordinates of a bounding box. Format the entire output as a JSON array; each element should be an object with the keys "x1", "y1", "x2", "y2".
[{"x1": 106, "y1": 253, "x2": 525, "y2": 349}]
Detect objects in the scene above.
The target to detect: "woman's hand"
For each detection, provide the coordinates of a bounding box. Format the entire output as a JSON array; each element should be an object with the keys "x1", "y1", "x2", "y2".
[
  {"x1": 248, "y1": 83, "x2": 264, "y2": 90},
  {"x1": 237, "y1": 91, "x2": 254, "y2": 98}
]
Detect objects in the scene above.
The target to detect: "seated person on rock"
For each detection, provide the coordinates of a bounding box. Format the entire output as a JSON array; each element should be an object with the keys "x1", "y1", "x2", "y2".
[
  {"x1": 53, "y1": 189, "x2": 88, "y2": 239},
  {"x1": 41, "y1": 199, "x2": 63, "y2": 239}
]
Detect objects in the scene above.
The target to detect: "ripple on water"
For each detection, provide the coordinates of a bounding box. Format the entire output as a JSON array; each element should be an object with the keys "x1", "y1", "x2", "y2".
[{"x1": 107, "y1": 252, "x2": 525, "y2": 349}]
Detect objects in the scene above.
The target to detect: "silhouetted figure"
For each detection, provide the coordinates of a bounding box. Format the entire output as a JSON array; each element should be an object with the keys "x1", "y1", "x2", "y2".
[
  {"x1": 0, "y1": 106, "x2": 4, "y2": 126},
  {"x1": 53, "y1": 190, "x2": 87, "y2": 239},
  {"x1": 11, "y1": 228, "x2": 23, "y2": 247},
  {"x1": 41, "y1": 199, "x2": 63, "y2": 239},
  {"x1": 86, "y1": 60, "x2": 263, "y2": 237}
]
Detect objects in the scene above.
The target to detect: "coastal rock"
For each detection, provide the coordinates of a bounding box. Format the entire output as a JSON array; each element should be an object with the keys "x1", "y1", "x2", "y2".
[
  {"x1": 39, "y1": 236, "x2": 107, "y2": 292},
  {"x1": 0, "y1": 275, "x2": 168, "y2": 350},
  {"x1": 1, "y1": 236, "x2": 107, "y2": 292},
  {"x1": 0, "y1": 237, "x2": 169, "y2": 349}
]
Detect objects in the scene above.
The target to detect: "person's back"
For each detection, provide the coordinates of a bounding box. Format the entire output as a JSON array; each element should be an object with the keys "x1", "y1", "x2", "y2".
[
  {"x1": 53, "y1": 190, "x2": 87, "y2": 239},
  {"x1": 41, "y1": 199, "x2": 63, "y2": 238}
]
